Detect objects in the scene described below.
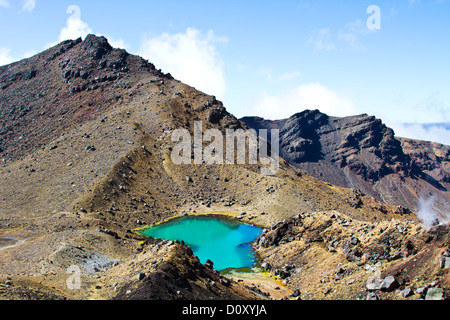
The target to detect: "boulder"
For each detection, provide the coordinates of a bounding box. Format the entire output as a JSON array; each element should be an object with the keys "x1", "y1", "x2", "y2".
[
  {"x1": 278, "y1": 269, "x2": 291, "y2": 279},
  {"x1": 401, "y1": 287, "x2": 412, "y2": 298},
  {"x1": 439, "y1": 256, "x2": 450, "y2": 269},
  {"x1": 137, "y1": 272, "x2": 146, "y2": 281},
  {"x1": 260, "y1": 262, "x2": 271, "y2": 271},
  {"x1": 82, "y1": 34, "x2": 112, "y2": 60},
  {"x1": 205, "y1": 259, "x2": 214, "y2": 268},
  {"x1": 366, "y1": 292, "x2": 380, "y2": 300},
  {"x1": 380, "y1": 276, "x2": 399, "y2": 292},
  {"x1": 425, "y1": 287, "x2": 443, "y2": 300},
  {"x1": 416, "y1": 286, "x2": 427, "y2": 297},
  {"x1": 350, "y1": 236, "x2": 360, "y2": 246},
  {"x1": 208, "y1": 107, "x2": 226, "y2": 124},
  {"x1": 335, "y1": 265, "x2": 345, "y2": 274},
  {"x1": 366, "y1": 273, "x2": 382, "y2": 291}
]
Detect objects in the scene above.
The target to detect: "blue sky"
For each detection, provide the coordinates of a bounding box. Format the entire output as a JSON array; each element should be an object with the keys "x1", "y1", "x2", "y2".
[{"x1": 1, "y1": 0, "x2": 449, "y2": 144}]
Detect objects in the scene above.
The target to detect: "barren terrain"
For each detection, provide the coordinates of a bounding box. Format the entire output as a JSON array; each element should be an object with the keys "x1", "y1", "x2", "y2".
[{"x1": 0, "y1": 35, "x2": 448, "y2": 300}]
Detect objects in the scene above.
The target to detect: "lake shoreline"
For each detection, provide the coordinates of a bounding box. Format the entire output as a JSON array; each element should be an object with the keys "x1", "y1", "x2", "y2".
[
  {"x1": 135, "y1": 213, "x2": 264, "y2": 271},
  {"x1": 134, "y1": 210, "x2": 256, "y2": 235},
  {"x1": 133, "y1": 211, "x2": 290, "y2": 299}
]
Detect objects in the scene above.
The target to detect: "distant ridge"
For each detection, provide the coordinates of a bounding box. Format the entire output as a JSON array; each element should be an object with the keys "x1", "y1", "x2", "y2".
[{"x1": 241, "y1": 110, "x2": 450, "y2": 220}]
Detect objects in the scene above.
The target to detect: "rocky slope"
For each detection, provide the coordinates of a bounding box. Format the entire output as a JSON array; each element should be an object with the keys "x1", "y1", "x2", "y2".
[
  {"x1": 255, "y1": 210, "x2": 449, "y2": 300},
  {"x1": 0, "y1": 36, "x2": 448, "y2": 300},
  {"x1": 0, "y1": 35, "x2": 260, "y2": 300},
  {"x1": 241, "y1": 111, "x2": 450, "y2": 222}
]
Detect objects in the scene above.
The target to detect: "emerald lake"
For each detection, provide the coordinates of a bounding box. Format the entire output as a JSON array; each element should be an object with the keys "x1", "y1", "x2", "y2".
[{"x1": 140, "y1": 215, "x2": 263, "y2": 271}]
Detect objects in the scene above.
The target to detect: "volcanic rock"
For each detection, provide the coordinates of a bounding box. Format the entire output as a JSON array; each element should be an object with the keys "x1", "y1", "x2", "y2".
[{"x1": 241, "y1": 111, "x2": 450, "y2": 219}]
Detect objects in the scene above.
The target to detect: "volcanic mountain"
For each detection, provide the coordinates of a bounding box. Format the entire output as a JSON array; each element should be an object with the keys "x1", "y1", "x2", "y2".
[
  {"x1": 241, "y1": 111, "x2": 450, "y2": 223},
  {"x1": 0, "y1": 35, "x2": 448, "y2": 301}
]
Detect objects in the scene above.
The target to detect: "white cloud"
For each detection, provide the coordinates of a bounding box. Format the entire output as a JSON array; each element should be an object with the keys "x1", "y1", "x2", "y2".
[
  {"x1": 0, "y1": 47, "x2": 14, "y2": 66},
  {"x1": 277, "y1": 71, "x2": 302, "y2": 82},
  {"x1": 58, "y1": 5, "x2": 92, "y2": 42},
  {"x1": 105, "y1": 36, "x2": 128, "y2": 50},
  {"x1": 2, "y1": 5, "x2": 129, "y2": 67},
  {"x1": 257, "y1": 66, "x2": 302, "y2": 82},
  {"x1": 22, "y1": 49, "x2": 37, "y2": 59},
  {"x1": 306, "y1": 28, "x2": 335, "y2": 52},
  {"x1": 22, "y1": 0, "x2": 35, "y2": 12},
  {"x1": 54, "y1": 5, "x2": 127, "y2": 50},
  {"x1": 388, "y1": 122, "x2": 450, "y2": 145},
  {"x1": 338, "y1": 32, "x2": 360, "y2": 49},
  {"x1": 338, "y1": 19, "x2": 378, "y2": 49},
  {"x1": 243, "y1": 82, "x2": 358, "y2": 120},
  {"x1": 0, "y1": 47, "x2": 39, "y2": 66},
  {"x1": 309, "y1": 19, "x2": 379, "y2": 52},
  {"x1": 139, "y1": 28, "x2": 227, "y2": 100}
]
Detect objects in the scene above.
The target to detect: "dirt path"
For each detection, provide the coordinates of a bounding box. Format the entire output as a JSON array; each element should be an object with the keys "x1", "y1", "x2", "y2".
[{"x1": 0, "y1": 238, "x2": 26, "y2": 252}]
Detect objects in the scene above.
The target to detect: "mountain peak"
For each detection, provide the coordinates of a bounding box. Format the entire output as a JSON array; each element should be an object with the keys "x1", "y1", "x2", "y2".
[
  {"x1": 81, "y1": 34, "x2": 113, "y2": 60},
  {"x1": 0, "y1": 34, "x2": 167, "y2": 161}
]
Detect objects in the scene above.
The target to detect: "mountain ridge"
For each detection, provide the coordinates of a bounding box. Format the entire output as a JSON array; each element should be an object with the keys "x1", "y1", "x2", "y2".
[{"x1": 241, "y1": 110, "x2": 450, "y2": 221}]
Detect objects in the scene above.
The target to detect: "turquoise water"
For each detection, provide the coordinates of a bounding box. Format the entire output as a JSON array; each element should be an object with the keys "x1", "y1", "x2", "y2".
[{"x1": 140, "y1": 215, "x2": 263, "y2": 271}]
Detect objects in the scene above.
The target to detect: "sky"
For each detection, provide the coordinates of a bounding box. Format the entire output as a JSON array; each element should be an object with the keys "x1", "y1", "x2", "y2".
[{"x1": 0, "y1": 0, "x2": 449, "y2": 145}]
